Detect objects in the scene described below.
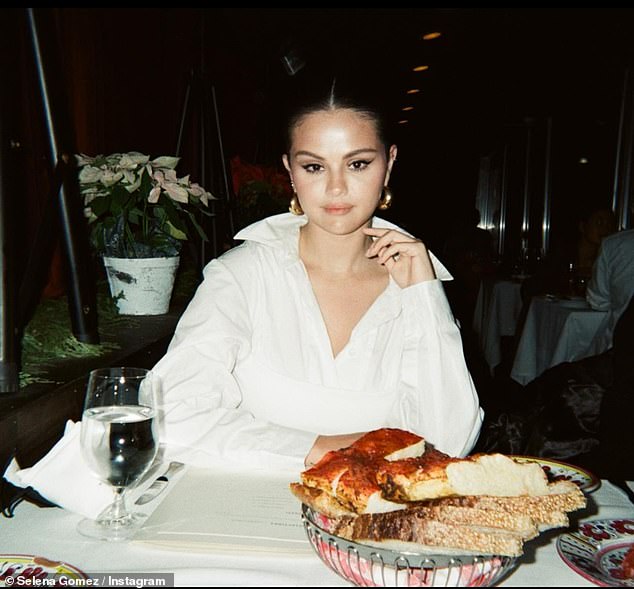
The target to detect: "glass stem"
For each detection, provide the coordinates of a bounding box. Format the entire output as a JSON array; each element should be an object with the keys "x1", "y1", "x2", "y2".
[{"x1": 110, "y1": 487, "x2": 128, "y2": 523}]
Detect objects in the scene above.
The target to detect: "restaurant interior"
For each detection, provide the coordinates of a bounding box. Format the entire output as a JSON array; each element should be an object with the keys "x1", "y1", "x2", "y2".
[
  {"x1": 2, "y1": 9, "x2": 634, "y2": 587},
  {"x1": 1, "y1": 7, "x2": 633, "y2": 481}
]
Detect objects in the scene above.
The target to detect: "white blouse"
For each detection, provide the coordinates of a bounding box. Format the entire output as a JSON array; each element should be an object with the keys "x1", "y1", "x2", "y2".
[{"x1": 153, "y1": 213, "x2": 483, "y2": 473}]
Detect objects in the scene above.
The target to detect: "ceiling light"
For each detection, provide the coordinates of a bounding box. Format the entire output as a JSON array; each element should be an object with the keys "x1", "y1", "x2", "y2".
[
  {"x1": 406, "y1": 89, "x2": 420, "y2": 94},
  {"x1": 413, "y1": 65, "x2": 429, "y2": 72},
  {"x1": 422, "y1": 32, "x2": 442, "y2": 40},
  {"x1": 579, "y1": 157, "x2": 589, "y2": 164},
  {"x1": 402, "y1": 106, "x2": 414, "y2": 111},
  {"x1": 398, "y1": 120, "x2": 409, "y2": 124}
]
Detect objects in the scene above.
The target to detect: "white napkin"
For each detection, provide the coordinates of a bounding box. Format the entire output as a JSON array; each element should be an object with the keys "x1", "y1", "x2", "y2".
[{"x1": 3, "y1": 420, "x2": 113, "y2": 519}]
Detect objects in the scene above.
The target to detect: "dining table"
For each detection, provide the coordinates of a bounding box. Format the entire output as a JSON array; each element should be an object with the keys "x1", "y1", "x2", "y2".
[
  {"x1": 472, "y1": 278, "x2": 525, "y2": 373},
  {"x1": 1, "y1": 466, "x2": 633, "y2": 587},
  {"x1": 509, "y1": 295, "x2": 609, "y2": 386}
]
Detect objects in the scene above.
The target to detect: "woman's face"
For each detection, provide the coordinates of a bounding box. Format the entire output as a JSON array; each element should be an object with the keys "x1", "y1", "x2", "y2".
[{"x1": 283, "y1": 108, "x2": 397, "y2": 236}]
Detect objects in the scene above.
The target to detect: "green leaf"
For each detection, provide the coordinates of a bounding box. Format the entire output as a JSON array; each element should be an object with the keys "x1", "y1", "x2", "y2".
[
  {"x1": 187, "y1": 210, "x2": 209, "y2": 241},
  {"x1": 166, "y1": 221, "x2": 187, "y2": 240},
  {"x1": 90, "y1": 195, "x2": 110, "y2": 217}
]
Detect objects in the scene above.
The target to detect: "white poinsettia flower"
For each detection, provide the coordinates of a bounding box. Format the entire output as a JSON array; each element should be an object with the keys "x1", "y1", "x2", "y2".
[
  {"x1": 119, "y1": 152, "x2": 150, "y2": 169},
  {"x1": 187, "y1": 183, "x2": 213, "y2": 206},
  {"x1": 76, "y1": 153, "x2": 96, "y2": 167},
  {"x1": 100, "y1": 170, "x2": 123, "y2": 187},
  {"x1": 163, "y1": 168, "x2": 179, "y2": 183},
  {"x1": 148, "y1": 185, "x2": 161, "y2": 204},
  {"x1": 152, "y1": 170, "x2": 166, "y2": 184},
  {"x1": 78, "y1": 165, "x2": 104, "y2": 184},
  {"x1": 151, "y1": 156, "x2": 179, "y2": 169},
  {"x1": 104, "y1": 154, "x2": 122, "y2": 167},
  {"x1": 124, "y1": 172, "x2": 143, "y2": 193},
  {"x1": 152, "y1": 169, "x2": 189, "y2": 203},
  {"x1": 121, "y1": 169, "x2": 136, "y2": 184},
  {"x1": 163, "y1": 182, "x2": 189, "y2": 203}
]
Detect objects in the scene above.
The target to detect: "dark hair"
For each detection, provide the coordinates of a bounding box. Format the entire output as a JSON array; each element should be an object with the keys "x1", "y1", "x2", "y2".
[{"x1": 283, "y1": 76, "x2": 392, "y2": 155}]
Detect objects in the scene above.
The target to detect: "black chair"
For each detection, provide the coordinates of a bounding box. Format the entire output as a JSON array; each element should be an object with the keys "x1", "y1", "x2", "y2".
[
  {"x1": 596, "y1": 293, "x2": 634, "y2": 479},
  {"x1": 474, "y1": 293, "x2": 634, "y2": 474}
]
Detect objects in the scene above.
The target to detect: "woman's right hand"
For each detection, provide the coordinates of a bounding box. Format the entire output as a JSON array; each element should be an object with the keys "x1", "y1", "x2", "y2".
[
  {"x1": 304, "y1": 432, "x2": 365, "y2": 468},
  {"x1": 363, "y1": 227, "x2": 436, "y2": 288}
]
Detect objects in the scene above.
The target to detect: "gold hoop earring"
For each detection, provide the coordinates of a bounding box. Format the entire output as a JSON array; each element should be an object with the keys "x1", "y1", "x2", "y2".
[
  {"x1": 289, "y1": 195, "x2": 304, "y2": 215},
  {"x1": 378, "y1": 186, "x2": 393, "y2": 210}
]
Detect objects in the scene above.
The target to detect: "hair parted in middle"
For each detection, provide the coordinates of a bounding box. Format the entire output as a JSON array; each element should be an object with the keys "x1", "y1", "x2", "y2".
[{"x1": 283, "y1": 75, "x2": 394, "y2": 157}]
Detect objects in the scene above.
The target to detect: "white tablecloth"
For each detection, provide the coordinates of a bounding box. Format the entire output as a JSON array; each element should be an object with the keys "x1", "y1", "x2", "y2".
[
  {"x1": 472, "y1": 279, "x2": 524, "y2": 372},
  {"x1": 510, "y1": 296, "x2": 609, "y2": 385},
  {"x1": 2, "y1": 476, "x2": 632, "y2": 586}
]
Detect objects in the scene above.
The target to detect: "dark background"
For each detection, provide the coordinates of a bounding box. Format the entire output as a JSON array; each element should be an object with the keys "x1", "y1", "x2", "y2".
[{"x1": 5, "y1": 7, "x2": 634, "y2": 274}]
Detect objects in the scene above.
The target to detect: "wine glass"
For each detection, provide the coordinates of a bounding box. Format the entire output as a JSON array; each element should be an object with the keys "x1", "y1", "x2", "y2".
[{"x1": 77, "y1": 367, "x2": 160, "y2": 541}]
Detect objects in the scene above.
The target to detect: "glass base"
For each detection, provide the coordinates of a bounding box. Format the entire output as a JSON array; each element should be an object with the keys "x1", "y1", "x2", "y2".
[{"x1": 76, "y1": 511, "x2": 147, "y2": 541}]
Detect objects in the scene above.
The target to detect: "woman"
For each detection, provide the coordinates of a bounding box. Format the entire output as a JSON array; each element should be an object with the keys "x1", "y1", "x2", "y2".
[{"x1": 154, "y1": 82, "x2": 483, "y2": 471}]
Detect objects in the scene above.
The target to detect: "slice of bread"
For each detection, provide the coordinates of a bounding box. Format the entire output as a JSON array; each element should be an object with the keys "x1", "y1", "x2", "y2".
[
  {"x1": 289, "y1": 482, "x2": 356, "y2": 518},
  {"x1": 378, "y1": 451, "x2": 550, "y2": 502},
  {"x1": 423, "y1": 480, "x2": 585, "y2": 528},
  {"x1": 330, "y1": 512, "x2": 529, "y2": 557}
]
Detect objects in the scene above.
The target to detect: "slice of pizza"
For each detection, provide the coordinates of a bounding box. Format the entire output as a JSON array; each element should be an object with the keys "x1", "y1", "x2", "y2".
[
  {"x1": 301, "y1": 452, "x2": 407, "y2": 514},
  {"x1": 300, "y1": 428, "x2": 425, "y2": 514},
  {"x1": 348, "y1": 428, "x2": 426, "y2": 461}
]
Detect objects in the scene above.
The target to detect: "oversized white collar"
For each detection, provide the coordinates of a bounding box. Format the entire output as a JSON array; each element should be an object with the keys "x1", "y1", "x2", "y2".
[{"x1": 233, "y1": 213, "x2": 452, "y2": 280}]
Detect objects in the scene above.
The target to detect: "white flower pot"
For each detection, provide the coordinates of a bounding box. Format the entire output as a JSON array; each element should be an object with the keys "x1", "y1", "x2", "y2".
[{"x1": 103, "y1": 256, "x2": 180, "y2": 315}]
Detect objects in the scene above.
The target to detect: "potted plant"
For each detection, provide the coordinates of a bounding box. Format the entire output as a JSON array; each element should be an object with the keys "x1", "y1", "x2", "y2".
[{"x1": 76, "y1": 152, "x2": 214, "y2": 315}]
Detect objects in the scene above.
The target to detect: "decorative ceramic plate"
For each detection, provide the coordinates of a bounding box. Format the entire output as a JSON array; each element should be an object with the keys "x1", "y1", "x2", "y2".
[
  {"x1": 510, "y1": 455, "x2": 601, "y2": 493},
  {"x1": 557, "y1": 519, "x2": 634, "y2": 586},
  {"x1": 0, "y1": 554, "x2": 88, "y2": 586}
]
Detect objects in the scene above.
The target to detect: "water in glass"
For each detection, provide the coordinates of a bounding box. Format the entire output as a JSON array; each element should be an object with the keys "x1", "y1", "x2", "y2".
[{"x1": 77, "y1": 367, "x2": 159, "y2": 541}]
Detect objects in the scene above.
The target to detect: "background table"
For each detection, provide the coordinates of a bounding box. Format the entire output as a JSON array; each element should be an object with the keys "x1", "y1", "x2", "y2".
[
  {"x1": 510, "y1": 296, "x2": 609, "y2": 385},
  {"x1": 472, "y1": 278, "x2": 524, "y2": 373},
  {"x1": 1, "y1": 474, "x2": 632, "y2": 586}
]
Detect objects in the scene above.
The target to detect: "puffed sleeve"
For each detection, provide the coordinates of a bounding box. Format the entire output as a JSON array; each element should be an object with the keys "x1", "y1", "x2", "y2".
[
  {"x1": 152, "y1": 254, "x2": 316, "y2": 472},
  {"x1": 388, "y1": 278, "x2": 483, "y2": 457}
]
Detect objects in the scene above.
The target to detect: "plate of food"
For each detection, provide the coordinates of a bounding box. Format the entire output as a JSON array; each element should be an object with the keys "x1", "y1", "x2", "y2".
[
  {"x1": 0, "y1": 554, "x2": 88, "y2": 586},
  {"x1": 556, "y1": 519, "x2": 634, "y2": 586},
  {"x1": 510, "y1": 455, "x2": 601, "y2": 493}
]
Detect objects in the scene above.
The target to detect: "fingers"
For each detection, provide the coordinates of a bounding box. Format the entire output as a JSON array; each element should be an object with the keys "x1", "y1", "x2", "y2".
[
  {"x1": 373, "y1": 243, "x2": 405, "y2": 265},
  {"x1": 364, "y1": 228, "x2": 422, "y2": 263},
  {"x1": 364, "y1": 227, "x2": 436, "y2": 285}
]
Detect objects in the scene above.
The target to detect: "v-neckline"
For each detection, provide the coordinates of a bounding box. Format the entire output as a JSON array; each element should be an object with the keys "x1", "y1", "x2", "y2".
[{"x1": 298, "y1": 261, "x2": 394, "y2": 361}]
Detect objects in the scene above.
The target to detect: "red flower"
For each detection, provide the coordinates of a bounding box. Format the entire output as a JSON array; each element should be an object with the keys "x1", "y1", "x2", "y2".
[{"x1": 231, "y1": 157, "x2": 290, "y2": 196}]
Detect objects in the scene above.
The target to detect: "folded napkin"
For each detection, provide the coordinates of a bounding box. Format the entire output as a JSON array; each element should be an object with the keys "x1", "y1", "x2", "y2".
[{"x1": 3, "y1": 420, "x2": 114, "y2": 519}]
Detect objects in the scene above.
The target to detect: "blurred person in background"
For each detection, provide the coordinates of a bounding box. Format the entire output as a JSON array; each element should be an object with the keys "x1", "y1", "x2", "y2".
[
  {"x1": 442, "y1": 206, "x2": 495, "y2": 330},
  {"x1": 586, "y1": 205, "x2": 634, "y2": 352},
  {"x1": 520, "y1": 205, "x2": 616, "y2": 305}
]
